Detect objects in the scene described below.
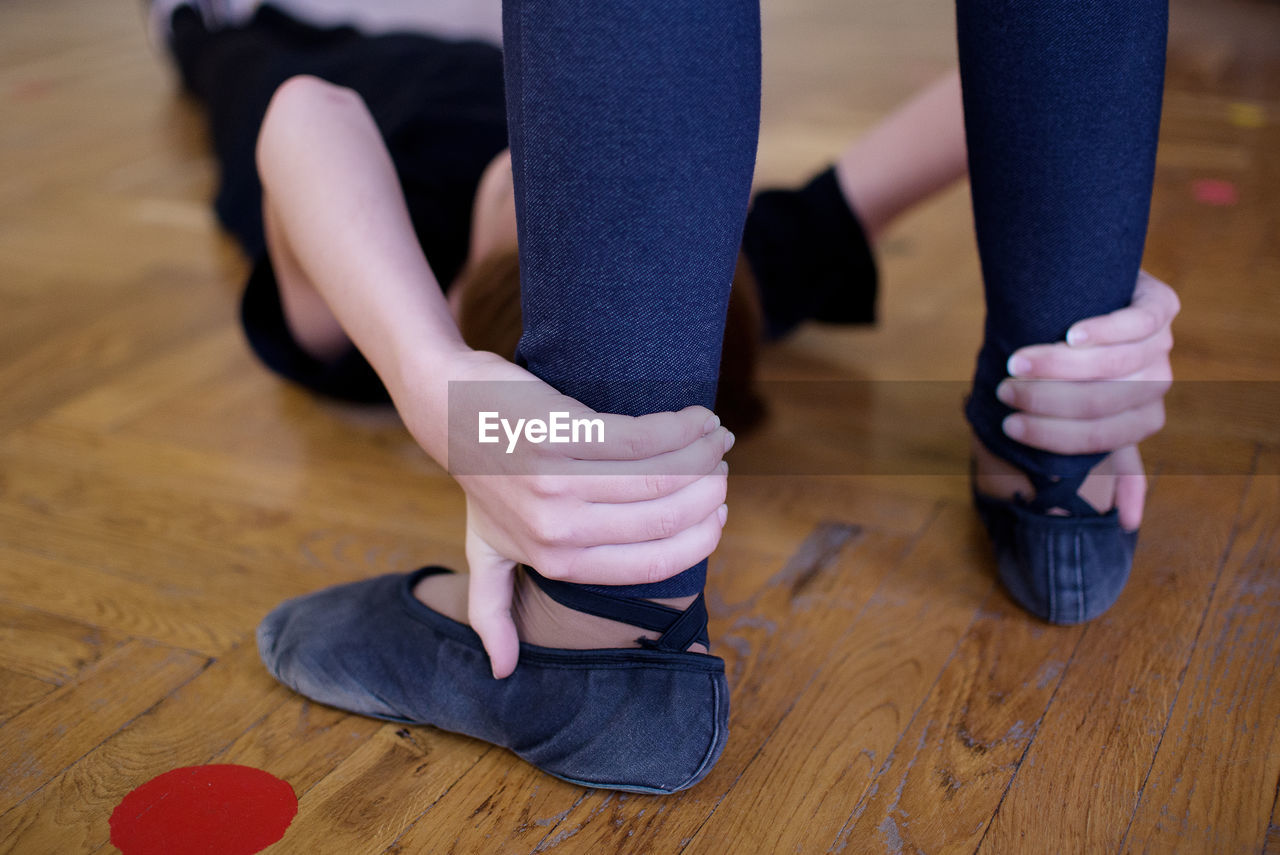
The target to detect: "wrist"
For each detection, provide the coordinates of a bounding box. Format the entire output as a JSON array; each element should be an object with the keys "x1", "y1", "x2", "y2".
[{"x1": 385, "y1": 338, "x2": 476, "y2": 467}]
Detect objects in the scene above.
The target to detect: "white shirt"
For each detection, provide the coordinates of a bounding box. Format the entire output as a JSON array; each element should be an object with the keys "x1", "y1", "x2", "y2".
[{"x1": 222, "y1": 0, "x2": 503, "y2": 46}]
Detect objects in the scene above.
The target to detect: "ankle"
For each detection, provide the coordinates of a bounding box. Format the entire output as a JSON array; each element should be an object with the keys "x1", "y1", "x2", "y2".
[
  {"x1": 971, "y1": 435, "x2": 1117, "y2": 515},
  {"x1": 412, "y1": 568, "x2": 708, "y2": 654},
  {"x1": 513, "y1": 570, "x2": 707, "y2": 654}
]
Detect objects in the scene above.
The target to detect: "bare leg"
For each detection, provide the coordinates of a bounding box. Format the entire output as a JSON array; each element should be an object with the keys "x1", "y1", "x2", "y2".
[
  {"x1": 834, "y1": 70, "x2": 968, "y2": 240},
  {"x1": 262, "y1": 192, "x2": 350, "y2": 362}
]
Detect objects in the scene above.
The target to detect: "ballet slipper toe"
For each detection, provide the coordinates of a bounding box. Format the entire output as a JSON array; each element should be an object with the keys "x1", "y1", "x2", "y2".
[{"x1": 973, "y1": 490, "x2": 1138, "y2": 624}]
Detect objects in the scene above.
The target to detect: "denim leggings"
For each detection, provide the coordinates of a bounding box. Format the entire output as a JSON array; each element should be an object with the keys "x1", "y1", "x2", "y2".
[
  {"x1": 502, "y1": 0, "x2": 762, "y2": 598},
  {"x1": 959, "y1": 0, "x2": 1168, "y2": 483},
  {"x1": 503, "y1": 0, "x2": 1166, "y2": 600}
]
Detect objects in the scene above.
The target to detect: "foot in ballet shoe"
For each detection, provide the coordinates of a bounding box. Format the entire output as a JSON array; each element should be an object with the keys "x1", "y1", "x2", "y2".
[
  {"x1": 971, "y1": 439, "x2": 1138, "y2": 624},
  {"x1": 256, "y1": 567, "x2": 728, "y2": 793}
]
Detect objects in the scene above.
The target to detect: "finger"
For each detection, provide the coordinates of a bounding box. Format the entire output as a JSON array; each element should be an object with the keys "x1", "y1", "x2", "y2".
[
  {"x1": 561, "y1": 429, "x2": 732, "y2": 497},
  {"x1": 567, "y1": 458, "x2": 730, "y2": 506},
  {"x1": 545, "y1": 504, "x2": 728, "y2": 586},
  {"x1": 465, "y1": 528, "x2": 520, "y2": 679},
  {"x1": 1111, "y1": 444, "x2": 1147, "y2": 532},
  {"x1": 1008, "y1": 327, "x2": 1172, "y2": 381},
  {"x1": 1003, "y1": 400, "x2": 1166, "y2": 455},
  {"x1": 996, "y1": 364, "x2": 1172, "y2": 420},
  {"x1": 1064, "y1": 271, "x2": 1180, "y2": 347},
  {"x1": 561, "y1": 467, "x2": 728, "y2": 547},
  {"x1": 562, "y1": 405, "x2": 720, "y2": 461}
]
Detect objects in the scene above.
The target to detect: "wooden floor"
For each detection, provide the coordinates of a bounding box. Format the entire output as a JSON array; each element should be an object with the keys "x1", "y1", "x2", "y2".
[{"x1": 2, "y1": 0, "x2": 1278, "y2": 852}]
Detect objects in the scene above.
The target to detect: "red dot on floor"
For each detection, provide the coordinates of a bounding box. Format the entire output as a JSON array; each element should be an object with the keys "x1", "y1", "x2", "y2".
[
  {"x1": 1191, "y1": 178, "x2": 1239, "y2": 206},
  {"x1": 110, "y1": 765, "x2": 297, "y2": 855}
]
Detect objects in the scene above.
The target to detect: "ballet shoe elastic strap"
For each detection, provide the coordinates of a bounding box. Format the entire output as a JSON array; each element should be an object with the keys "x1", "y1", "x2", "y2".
[
  {"x1": 1022, "y1": 471, "x2": 1098, "y2": 516},
  {"x1": 523, "y1": 566, "x2": 710, "y2": 652}
]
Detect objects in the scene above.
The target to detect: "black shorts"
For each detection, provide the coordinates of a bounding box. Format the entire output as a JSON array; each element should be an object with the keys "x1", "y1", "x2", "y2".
[
  {"x1": 172, "y1": 6, "x2": 508, "y2": 401},
  {"x1": 240, "y1": 256, "x2": 392, "y2": 403}
]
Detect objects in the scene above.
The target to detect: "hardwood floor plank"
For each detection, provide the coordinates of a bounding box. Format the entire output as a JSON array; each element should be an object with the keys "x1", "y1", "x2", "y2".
[
  {"x1": 44, "y1": 326, "x2": 249, "y2": 434},
  {"x1": 0, "y1": 545, "x2": 262, "y2": 655},
  {"x1": 382, "y1": 754, "x2": 586, "y2": 855},
  {"x1": 0, "y1": 640, "x2": 206, "y2": 817},
  {"x1": 0, "y1": 422, "x2": 466, "y2": 542},
  {"x1": 0, "y1": 641, "x2": 283, "y2": 855},
  {"x1": 976, "y1": 473, "x2": 1251, "y2": 854},
  {"x1": 285, "y1": 725, "x2": 490, "y2": 854},
  {"x1": 0, "y1": 600, "x2": 123, "y2": 684},
  {"x1": 106, "y1": 361, "x2": 440, "y2": 478},
  {"x1": 0, "y1": 434, "x2": 467, "y2": 640},
  {"x1": 727, "y1": 474, "x2": 941, "y2": 546},
  {"x1": 726, "y1": 381, "x2": 972, "y2": 478},
  {"x1": 85, "y1": 700, "x2": 384, "y2": 855},
  {"x1": 0, "y1": 418, "x2": 455, "y2": 547},
  {"x1": 0, "y1": 667, "x2": 57, "y2": 727},
  {"x1": 0, "y1": 270, "x2": 230, "y2": 437},
  {"x1": 1264, "y1": 800, "x2": 1280, "y2": 855},
  {"x1": 829, "y1": 597, "x2": 1085, "y2": 853},
  {"x1": 1120, "y1": 464, "x2": 1280, "y2": 854},
  {"x1": 213, "y1": 701, "x2": 384, "y2": 802},
  {"x1": 0, "y1": 471, "x2": 462, "y2": 612},
  {"x1": 679, "y1": 503, "x2": 993, "y2": 853}
]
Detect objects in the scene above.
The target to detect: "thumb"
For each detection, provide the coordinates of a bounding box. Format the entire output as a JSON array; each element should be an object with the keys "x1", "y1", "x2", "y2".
[
  {"x1": 465, "y1": 520, "x2": 521, "y2": 679},
  {"x1": 1112, "y1": 444, "x2": 1147, "y2": 533}
]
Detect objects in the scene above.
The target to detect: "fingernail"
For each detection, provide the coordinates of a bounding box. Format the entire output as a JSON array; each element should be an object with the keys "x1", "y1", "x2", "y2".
[
  {"x1": 718, "y1": 460, "x2": 729, "y2": 475},
  {"x1": 724, "y1": 430, "x2": 736, "y2": 452},
  {"x1": 1007, "y1": 355, "x2": 1032, "y2": 377},
  {"x1": 1003, "y1": 415, "x2": 1026, "y2": 440},
  {"x1": 717, "y1": 503, "x2": 728, "y2": 526},
  {"x1": 995, "y1": 381, "x2": 1015, "y2": 406},
  {"x1": 703, "y1": 414, "x2": 720, "y2": 434},
  {"x1": 1066, "y1": 326, "x2": 1089, "y2": 346}
]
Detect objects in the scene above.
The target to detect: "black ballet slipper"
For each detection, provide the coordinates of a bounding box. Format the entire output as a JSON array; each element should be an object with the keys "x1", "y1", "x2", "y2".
[
  {"x1": 256, "y1": 567, "x2": 728, "y2": 793},
  {"x1": 972, "y1": 467, "x2": 1137, "y2": 624}
]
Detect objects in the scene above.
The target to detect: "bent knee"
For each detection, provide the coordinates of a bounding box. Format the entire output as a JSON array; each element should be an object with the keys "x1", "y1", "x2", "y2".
[
  {"x1": 267, "y1": 74, "x2": 363, "y2": 118},
  {"x1": 258, "y1": 75, "x2": 368, "y2": 164}
]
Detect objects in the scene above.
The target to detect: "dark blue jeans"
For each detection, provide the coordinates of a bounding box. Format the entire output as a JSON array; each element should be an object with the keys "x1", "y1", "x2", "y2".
[
  {"x1": 502, "y1": 0, "x2": 762, "y2": 598},
  {"x1": 503, "y1": 0, "x2": 1166, "y2": 601}
]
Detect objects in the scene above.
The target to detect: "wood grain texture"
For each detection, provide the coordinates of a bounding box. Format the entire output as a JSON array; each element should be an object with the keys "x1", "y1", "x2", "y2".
[
  {"x1": 85, "y1": 700, "x2": 384, "y2": 855},
  {"x1": 683, "y1": 504, "x2": 994, "y2": 853},
  {"x1": 286, "y1": 725, "x2": 490, "y2": 853},
  {"x1": 0, "y1": 601, "x2": 122, "y2": 684},
  {"x1": 1120, "y1": 458, "x2": 1280, "y2": 854},
  {"x1": 382, "y1": 752, "x2": 588, "y2": 854},
  {"x1": 977, "y1": 473, "x2": 1253, "y2": 855},
  {"x1": 0, "y1": 545, "x2": 257, "y2": 656},
  {"x1": 1, "y1": 642, "x2": 281, "y2": 854},
  {"x1": 1265, "y1": 807, "x2": 1280, "y2": 855},
  {"x1": 831, "y1": 595, "x2": 1085, "y2": 854},
  {"x1": 0, "y1": 272, "x2": 233, "y2": 436},
  {"x1": 0, "y1": 667, "x2": 58, "y2": 727},
  {"x1": 0, "y1": 640, "x2": 205, "y2": 817}
]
